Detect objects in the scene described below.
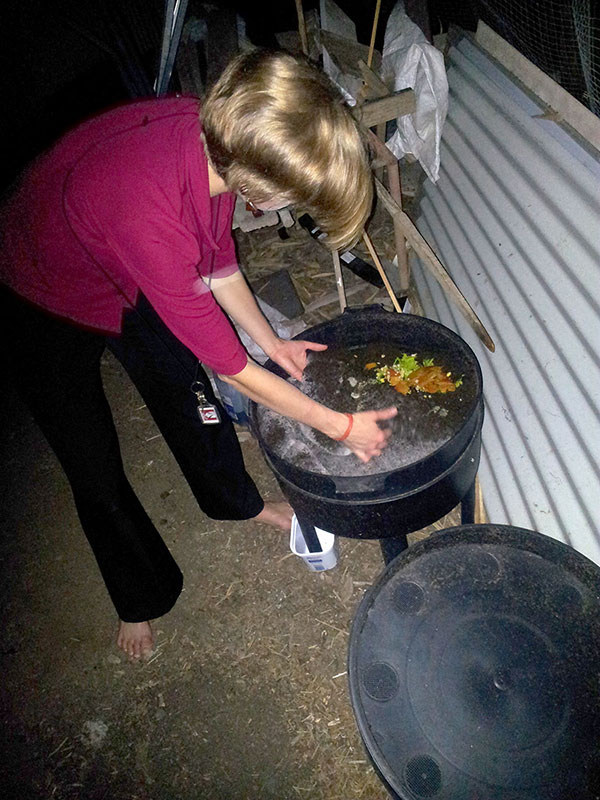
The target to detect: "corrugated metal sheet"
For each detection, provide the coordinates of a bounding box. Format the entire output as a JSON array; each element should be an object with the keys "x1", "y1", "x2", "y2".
[{"x1": 411, "y1": 35, "x2": 600, "y2": 563}]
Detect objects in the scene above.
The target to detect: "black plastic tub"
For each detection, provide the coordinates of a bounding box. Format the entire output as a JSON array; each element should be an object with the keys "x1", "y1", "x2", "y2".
[
  {"x1": 250, "y1": 306, "x2": 484, "y2": 539},
  {"x1": 259, "y1": 404, "x2": 482, "y2": 538}
]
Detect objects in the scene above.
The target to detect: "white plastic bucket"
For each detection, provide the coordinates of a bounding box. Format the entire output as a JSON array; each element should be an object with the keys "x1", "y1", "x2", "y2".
[{"x1": 290, "y1": 515, "x2": 338, "y2": 572}]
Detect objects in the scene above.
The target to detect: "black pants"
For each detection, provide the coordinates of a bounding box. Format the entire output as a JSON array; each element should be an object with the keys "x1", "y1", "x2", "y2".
[{"x1": 1, "y1": 290, "x2": 263, "y2": 622}]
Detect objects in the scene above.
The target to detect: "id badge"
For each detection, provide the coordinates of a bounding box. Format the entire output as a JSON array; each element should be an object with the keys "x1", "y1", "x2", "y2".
[
  {"x1": 190, "y1": 377, "x2": 221, "y2": 425},
  {"x1": 197, "y1": 402, "x2": 220, "y2": 425}
]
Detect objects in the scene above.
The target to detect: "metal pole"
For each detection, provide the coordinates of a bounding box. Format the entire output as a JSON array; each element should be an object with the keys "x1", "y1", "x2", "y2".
[
  {"x1": 296, "y1": 515, "x2": 325, "y2": 554},
  {"x1": 461, "y1": 479, "x2": 477, "y2": 525},
  {"x1": 379, "y1": 534, "x2": 409, "y2": 565}
]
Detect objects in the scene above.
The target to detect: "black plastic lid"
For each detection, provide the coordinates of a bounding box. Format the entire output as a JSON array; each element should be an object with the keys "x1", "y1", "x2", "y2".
[{"x1": 348, "y1": 525, "x2": 600, "y2": 799}]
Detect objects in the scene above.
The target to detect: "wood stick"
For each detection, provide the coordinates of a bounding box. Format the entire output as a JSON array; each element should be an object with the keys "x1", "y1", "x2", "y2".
[
  {"x1": 362, "y1": 232, "x2": 402, "y2": 313},
  {"x1": 367, "y1": 0, "x2": 382, "y2": 69},
  {"x1": 295, "y1": 0, "x2": 308, "y2": 56},
  {"x1": 331, "y1": 250, "x2": 347, "y2": 312},
  {"x1": 374, "y1": 178, "x2": 496, "y2": 351},
  {"x1": 474, "y1": 475, "x2": 488, "y2": 524}
]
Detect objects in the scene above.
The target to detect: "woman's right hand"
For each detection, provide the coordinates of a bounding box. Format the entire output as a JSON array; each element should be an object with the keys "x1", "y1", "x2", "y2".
[{"x1": 337, "y1": 407, "x2": 398, "y2": 463}]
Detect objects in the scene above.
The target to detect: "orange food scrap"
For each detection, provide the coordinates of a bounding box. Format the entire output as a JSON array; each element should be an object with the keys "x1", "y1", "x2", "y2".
[
  {"x1": 408, "y1": 366, "x2": 457, "y2": 394},
  {"x1": 372, "y1": 353, "x2": 462, "y2": 395}
]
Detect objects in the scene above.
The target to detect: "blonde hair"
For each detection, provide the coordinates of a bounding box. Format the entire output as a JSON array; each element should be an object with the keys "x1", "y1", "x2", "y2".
[{"x1": 201, "y1": 49, "x2": 373, "y2": 250}]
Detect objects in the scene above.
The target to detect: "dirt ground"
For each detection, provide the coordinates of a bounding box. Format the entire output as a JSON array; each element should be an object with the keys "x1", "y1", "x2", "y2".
[{"x1": 1, "y1": 207, "x2": 461, "y2": 800}]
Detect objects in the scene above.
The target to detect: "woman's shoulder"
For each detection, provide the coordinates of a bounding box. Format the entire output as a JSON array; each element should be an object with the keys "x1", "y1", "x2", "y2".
[
  {"x1": 68, "y1": 97, "x2": 201, "y2": 159},
  {"x1": 58, "y1": 99, "x2": 218, "y2": 266},
  {"x1": 64, "y1": 97, "x2": 206, "y2": 208}
]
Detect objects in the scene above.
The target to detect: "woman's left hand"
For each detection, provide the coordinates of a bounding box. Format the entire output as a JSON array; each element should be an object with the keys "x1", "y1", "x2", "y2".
[{"x1": 268, "y1": 338, "x2": 327, "y2": 381}]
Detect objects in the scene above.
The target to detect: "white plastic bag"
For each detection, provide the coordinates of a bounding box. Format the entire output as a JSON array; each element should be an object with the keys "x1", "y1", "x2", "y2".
[
  {"x1": 212, "y1": 299, "x2": 308, "y2": 426},
  {"x1": 382, "y1": 2, "x2": 448, "y2": 182},
  {"x1": 234, "y1": 297, "x2": 307, "y2": 365}
]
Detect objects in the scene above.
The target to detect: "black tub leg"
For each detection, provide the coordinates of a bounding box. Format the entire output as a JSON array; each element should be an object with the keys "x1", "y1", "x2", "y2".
[
  {"x1": 461, "y1": 479, "x2": 476, "y2": 525},
  {"x1": 380, "y1": 535, "x2": 409, "y2": 565},
  {"x1": 296, "y1": 515, "x2": 325, "y2": 554}
]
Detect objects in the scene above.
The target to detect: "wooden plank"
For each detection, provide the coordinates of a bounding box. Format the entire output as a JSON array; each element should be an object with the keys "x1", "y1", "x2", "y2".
[
  {"x1": 476, "y1": 22, "x2": 600, "y2": 153},
  {"x1": 375, "y1": 177, "x2": 496, "y2": 352},
  {"x1": 355, "y1": 59, "x2": 388, "y2": 163},
  {"x1": 366, "y1": 128, "x2": 398, "y2": 163},
  {"x1": 357, "y1": 58, "x2": 389, "y2": 98},
  {"x1": 386, "y1": 162, "x2": 410, "y2": 293},
  {"x1": 355, "y1": 90, "x2": 416, "y2": 127},
  {"x1": 321, "y1": 30, "x2": 381, "y2": 76},
  {"x1": 304, "y1": 283, "x2": 364, "y2": 313},
  {"x1": 356, "y1": 92, "x2": 413, "y2": 296}
]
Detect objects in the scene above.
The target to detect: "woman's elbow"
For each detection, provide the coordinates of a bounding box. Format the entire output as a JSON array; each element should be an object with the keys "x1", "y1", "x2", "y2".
[{"x1": 217, "y1": 358, "x2": 252, "y2": 387}]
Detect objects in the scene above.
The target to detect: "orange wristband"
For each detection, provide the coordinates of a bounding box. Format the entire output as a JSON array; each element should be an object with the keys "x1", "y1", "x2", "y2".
[{"x1": 334, "y1": 413, "x2": 354, "y2": 441}]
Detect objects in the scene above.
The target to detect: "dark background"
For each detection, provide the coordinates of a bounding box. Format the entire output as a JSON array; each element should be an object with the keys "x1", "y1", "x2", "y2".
[
  {"x1": 0, "y1": 0, "x2": 475, "y2": 189},
  {"x1": 4, "y1": 0, "x2": 594, "y2": 191}
]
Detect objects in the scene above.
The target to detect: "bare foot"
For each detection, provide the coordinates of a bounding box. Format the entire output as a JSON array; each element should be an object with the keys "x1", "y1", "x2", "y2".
[
  {"x1": 117, "y1": 620, "x2": 154, "y2": 661},
  {"x1": 253, "y1": 501, "x2": 294, "y2": 531}
]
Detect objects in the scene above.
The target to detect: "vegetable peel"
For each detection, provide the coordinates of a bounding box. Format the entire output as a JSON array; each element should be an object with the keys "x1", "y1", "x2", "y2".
[{"x1": 367, "y1": 354, "x2": 463, "y2": 395}]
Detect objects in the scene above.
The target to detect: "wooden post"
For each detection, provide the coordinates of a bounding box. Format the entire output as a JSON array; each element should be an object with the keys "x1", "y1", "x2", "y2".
[
  {"x1": 475, "y1": 476, "x2": 488, "y2": 524},
  {"x1": 354, "y1": 65, "x2": 413, "y2": 294},
  {"x1": 295, "y1": 0, "x2": 309, "y2": 56},
  {"x1": 364, "y1": 130, "x2": 412, "y2": 295},
  {"x1": 386, "y1": 162, "x2": 410, "y2": 294}
]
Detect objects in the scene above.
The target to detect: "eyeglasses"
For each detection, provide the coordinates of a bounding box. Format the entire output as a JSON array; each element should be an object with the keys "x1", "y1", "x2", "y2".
[{"x1": 244, "y1": 198, "x2": 262, "y2": 217}]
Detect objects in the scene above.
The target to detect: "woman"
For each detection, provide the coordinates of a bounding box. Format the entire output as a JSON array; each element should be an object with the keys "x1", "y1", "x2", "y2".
[{"x1": 0, "y1": 50, "x2": 396, "y2": 659}]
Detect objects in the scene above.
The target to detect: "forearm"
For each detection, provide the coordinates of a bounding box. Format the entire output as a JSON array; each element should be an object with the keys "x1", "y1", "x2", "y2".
[
  {"x1": 219, "y1": 360, "x2": 348, "y2": 439},
  {"x1": 209, "y1": 271, "x2": 280, "y2": 358}
]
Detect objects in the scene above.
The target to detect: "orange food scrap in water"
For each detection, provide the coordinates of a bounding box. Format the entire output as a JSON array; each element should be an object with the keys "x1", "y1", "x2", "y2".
[
  {"x1": 369, "y1": 355, "x2": 461, "y2": 395},
  {"x1": 393, "y1": 379, "x2": 411, "y2": 395},
  {"x1": 409, "y1": 366, "x2": 457, "y2": 393}
]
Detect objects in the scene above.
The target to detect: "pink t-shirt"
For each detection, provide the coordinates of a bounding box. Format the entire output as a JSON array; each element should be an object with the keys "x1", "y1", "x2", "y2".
[{"x1": 0, "y1": 97, "x2": 248, "y2": 375}]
